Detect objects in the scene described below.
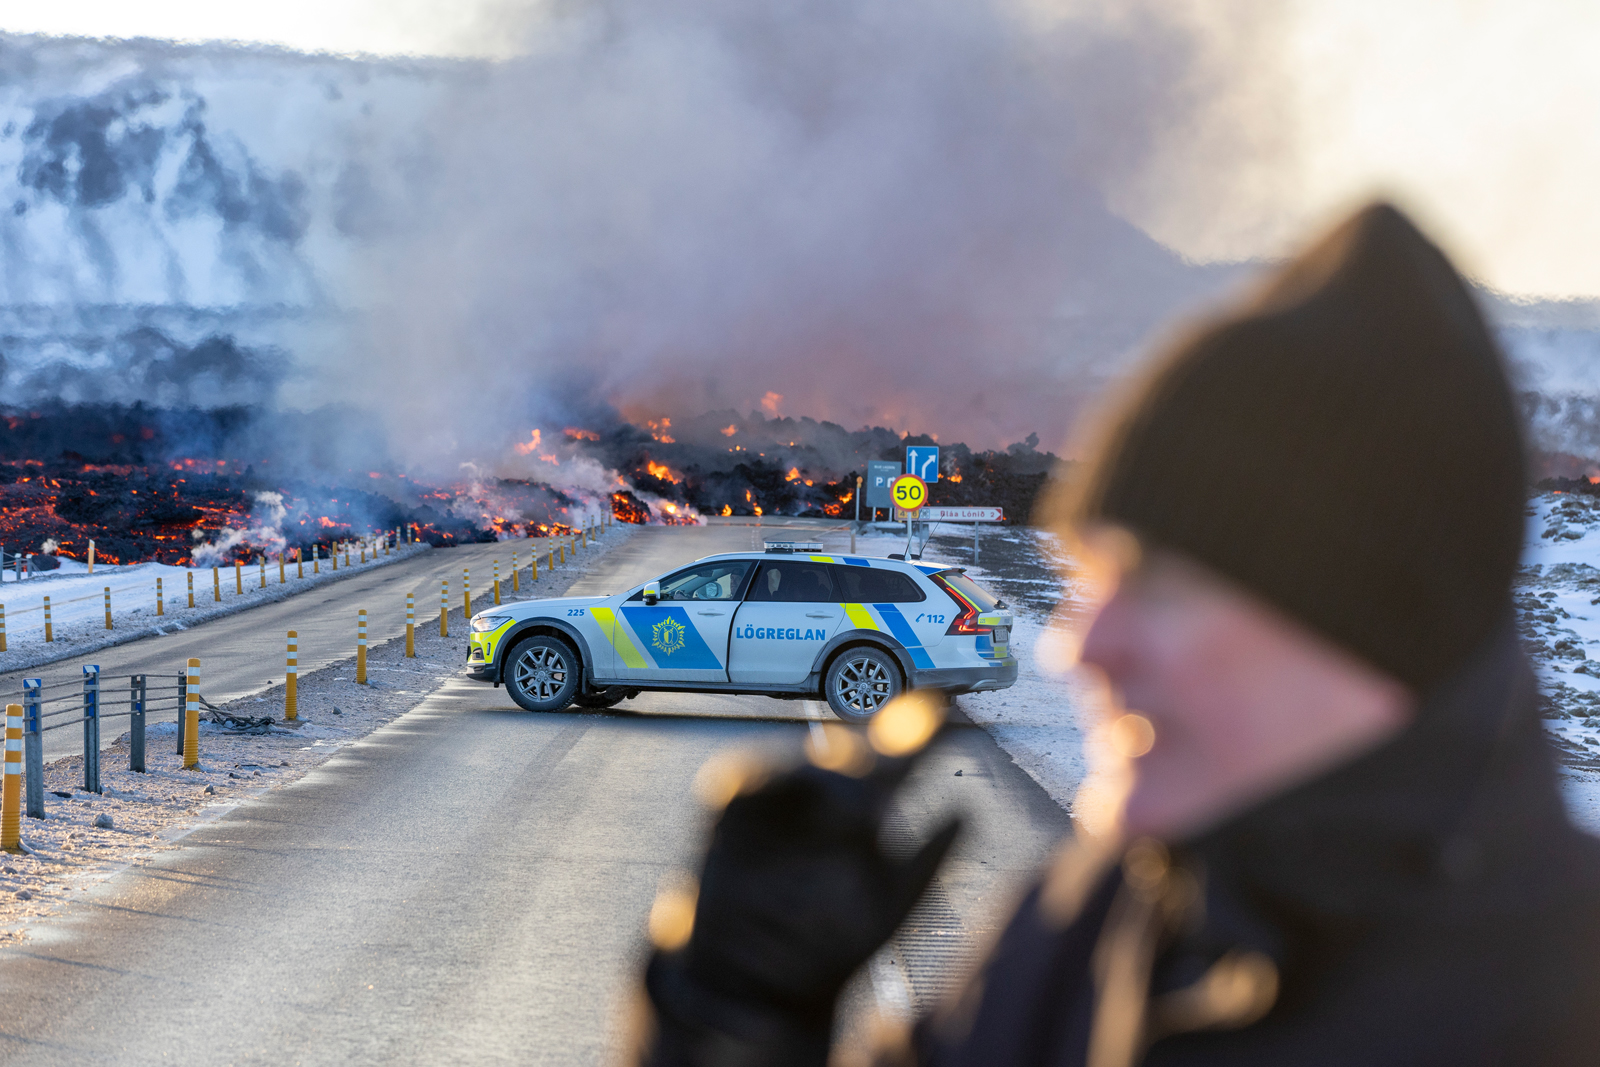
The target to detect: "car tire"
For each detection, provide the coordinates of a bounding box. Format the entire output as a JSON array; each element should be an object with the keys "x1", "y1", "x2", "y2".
[
  {"x1": 824, "y1": 646, "x2": 902, "y2": 724},
  {"x1": 573, "y1": 687, "x2": 629, "y2": 709},
  {"x1": 505, "y1": 635, "x2": 580, "y2": 712}
]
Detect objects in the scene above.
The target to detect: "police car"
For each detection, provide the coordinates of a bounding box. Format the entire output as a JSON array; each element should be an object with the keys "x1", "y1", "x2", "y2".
[{"x1": 464, "y1": 541, "x2": 1017, "y2": 722}]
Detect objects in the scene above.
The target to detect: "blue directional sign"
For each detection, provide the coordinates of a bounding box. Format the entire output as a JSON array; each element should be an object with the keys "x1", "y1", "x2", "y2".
[{"x1": 906, "y1": 445, "x2": 939, "y2": 483}]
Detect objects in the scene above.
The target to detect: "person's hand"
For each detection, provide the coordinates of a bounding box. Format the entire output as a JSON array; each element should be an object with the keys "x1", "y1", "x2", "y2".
[{"x1": 641, "y1": 693, "x2": 961, "y2": 1066}]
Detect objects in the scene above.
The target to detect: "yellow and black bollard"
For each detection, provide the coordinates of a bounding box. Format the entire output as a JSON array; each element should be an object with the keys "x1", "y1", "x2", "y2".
[
  {"x1": 188, "y1": 570, "x2": 195, "y2": 608},
  {"x1": 213, "y1": 566, "x2": 221, "y2": 602},
  {"x1": 357, "y1": 610, "x2": 368, "y2": 684},
  {"x1": 2, "y1": 703, "x2": 19, "y2": 852},
  {"x1": 104, "y1": 586, "x2": 112, "y2": 630},
  {"x1": 43, "y1": 596, "x2": 52, "y2": 643},
  {"x1": 285, "y1": 631, "x2": 298, "y2": 721},
  {"x1": 549, "y1": 547, "x2": 556, "y2": 572},
  {"x1": 531, "y1": 551, "x2": 538, "y2": 582},
  {"x1": 440, "y1": 579, "x2": 449, "y2": 638},
  {"x1": 331, "y1": 544, "x2": 338, "y2": 571},
  {"x1": 406, "y1": 593, "x2": 415, "y2": 658},
  {"x1": 183, "y1": 658, "x2": 200, "y2": 769},
  {"x1": 463, "y1": 569, "x2": 472, "y2": 618},
  {"x1": 494, "y1": 560, "x2": 501, "y2": 606},
  {"x1": 235, "y1": 559, "x2": 243, "y2": 595},
  {"x1": 314, "y1": 545, "x2": 320, "y2": 574},
  {"x1": 512, "y1": 551, "x2": 520, "y2": 593},
  {"x1": 360, "y1": 542, "x2": 367, "y2": 565},
  {"x1": 559, "y1": 543, "x2": 565, "y2": 567},
  {"x1": 157, "y1": 577, "x2": 164, "y2": 616}
]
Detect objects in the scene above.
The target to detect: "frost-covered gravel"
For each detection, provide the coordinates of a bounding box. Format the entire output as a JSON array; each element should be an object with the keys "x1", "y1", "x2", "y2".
[{"x1": 0, "y1": 525, "x2": 635, "y2": 941}]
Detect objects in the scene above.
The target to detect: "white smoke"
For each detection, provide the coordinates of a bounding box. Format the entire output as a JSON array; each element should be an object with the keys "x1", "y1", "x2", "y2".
[{"x1": 189, "y1": 490, "x2": 288, "y2": 566}]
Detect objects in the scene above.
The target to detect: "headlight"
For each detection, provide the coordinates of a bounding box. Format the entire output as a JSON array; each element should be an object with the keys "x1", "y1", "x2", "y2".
[{"x1": 471, "y1": 615, "x2": 512, "y2": 633}]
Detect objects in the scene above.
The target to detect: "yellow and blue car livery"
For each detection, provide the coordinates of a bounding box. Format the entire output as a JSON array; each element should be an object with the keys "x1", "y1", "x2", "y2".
[{"x1": 465, "y1": 541, "x2": 1016, "y2": 715}]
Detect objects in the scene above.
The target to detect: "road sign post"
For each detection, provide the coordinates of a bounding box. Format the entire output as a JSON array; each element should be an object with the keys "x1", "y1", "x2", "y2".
[{"x1": 890, "y1": 474, "x2": 928, "y2": 559}]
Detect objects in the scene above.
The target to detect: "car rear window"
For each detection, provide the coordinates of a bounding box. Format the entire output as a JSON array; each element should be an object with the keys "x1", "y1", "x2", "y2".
[
  {"x1": 831, "y1": 565, "x2": 926, "y2": 603},
  {"x1": 939, "y1": 570, "x2": 1001, "y2": 611},
  {"x1": 748, "y1": 561, "x2": 837, "y2": 602}
]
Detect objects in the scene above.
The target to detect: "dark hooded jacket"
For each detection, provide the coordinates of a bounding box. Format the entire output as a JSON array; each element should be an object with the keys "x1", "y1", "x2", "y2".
[{"x1": 905, "y1": 623, "x2": 1600, "y2": 1066}]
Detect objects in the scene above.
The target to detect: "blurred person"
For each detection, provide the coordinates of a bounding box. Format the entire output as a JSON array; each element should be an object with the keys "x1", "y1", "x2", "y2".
[{"x1": 625, "y1": 204, "x2": 1600, "y2": 1066}]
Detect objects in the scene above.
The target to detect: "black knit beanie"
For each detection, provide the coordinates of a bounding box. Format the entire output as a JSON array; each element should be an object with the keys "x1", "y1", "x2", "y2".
[{"x1": 1072, "y1": 203, "x2": 1526, "y2": 694}]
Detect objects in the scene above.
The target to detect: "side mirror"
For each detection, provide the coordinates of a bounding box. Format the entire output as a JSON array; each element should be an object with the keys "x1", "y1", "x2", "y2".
[{"x1": 643, "y1": 581, "x2": 660, "y2": 605}]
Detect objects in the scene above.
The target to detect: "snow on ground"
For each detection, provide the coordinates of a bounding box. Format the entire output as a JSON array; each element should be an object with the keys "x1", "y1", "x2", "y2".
[{"x1": 0, "y1": 542, "x2": 428, "y2": 671}]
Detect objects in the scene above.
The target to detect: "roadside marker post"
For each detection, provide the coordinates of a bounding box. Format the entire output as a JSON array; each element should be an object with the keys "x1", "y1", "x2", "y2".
[
  {"x1": 235, "y1": 559, "x2": 243, "y2": 595},
  {"x1": 345, "y1": 544, "x2": 351, "y2": 568},
  {"x1": 0, "y1": 602, "x2": 7, "y2": 652},
  {"x1": 297, "y1": 548, "x2": 304, "y2": 579},
  {"x1": 183, "y1": 658, "x2": 200, "y2": 769},
  {"x1": 494, "y1": 561, "x2": 501, "y2": 606},
  {"x1": 361, "y1": 543, "x2": 367, "y2": 565},
  {"x1": 530, "y1": 552, "x2": 538, "y2": 583},
  {"x1": 331, "y1": 545, "x2": 338, "y2": 571},
  {"x1": 188, "y1": 570, "x2": 195, "y2": 607},
  {"x1": 405, "y1": 594, "x2": 415, "y2": 658},
  {"x1": 285, "y1": 631, "x2": 298, "y2": 721},
  {"x1": 23, "y1": 681, "x2": 42, "y2": 819},
  {"x1": 43, "y1": 596, "x2": 52, "y2": 642},
  {"x1": 87, "y1": 540, "x2": 95, "y2": 575},
  {"x1": 464, "y1": 569, "x2": 472, "y2": 618},
  {"x1": 549, "y1": 547, "x2": 556, "y2": 573},
  {"x1": 440, "y1": 580, "x2": 449, "y2": 638},
  {"x1": 3, "y1": 703, "x2": 21, "y2": 852},
  {"x1": 104, "y1": 586, "x2": 112, "y2": 630},
  {"x1": 82, "y1": 665, "x2": 100, "y2": 794},
  {"x1": 157, "y1": 577, "x2": 164, "y2": 616},
  {"x1": 357, "y1": 610, "x2": 368, "y2": 684},
  {"x1": 213, "y1": 566, "x2": 221, "y2": 602},
  {"x1": 559, "y1": 544, "x2": 565, "y2": 567},
  {"x1": 279, "y1": 554, "x2": 286, "y2": 584},
  {"x1": 314, "y1": 545, "x2": 321, "y2": 574},
  {"x1": 129, "y1": 675, "x2": 146, "y2": 773},
  {"x1": 512, "y1": 552, "x2": 520, "y2": 593},
  {"x1": 259, "y1": 557, "x2": 266, "y2": 589}
]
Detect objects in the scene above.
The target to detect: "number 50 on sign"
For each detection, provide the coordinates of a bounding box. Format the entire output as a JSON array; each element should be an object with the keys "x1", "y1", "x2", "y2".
[{"x1": 891, "y1": 474, "x2": 927, "y2": 512}]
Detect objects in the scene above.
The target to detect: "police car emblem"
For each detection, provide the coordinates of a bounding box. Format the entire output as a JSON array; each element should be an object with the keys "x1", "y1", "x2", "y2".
[{"x1": 652, "y1": 617, "x2": 687, "y2": 656}]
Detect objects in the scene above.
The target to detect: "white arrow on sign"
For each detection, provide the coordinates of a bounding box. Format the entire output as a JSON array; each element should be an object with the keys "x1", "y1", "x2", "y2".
[{"x1": 894, "y1": 506, "x2": 1004, "y2": 522}]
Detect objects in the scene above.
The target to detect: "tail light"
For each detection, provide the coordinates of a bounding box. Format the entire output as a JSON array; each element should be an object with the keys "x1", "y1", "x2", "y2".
[{"x1": 931, "y1": 574, "x2": 991, "y2": 635}]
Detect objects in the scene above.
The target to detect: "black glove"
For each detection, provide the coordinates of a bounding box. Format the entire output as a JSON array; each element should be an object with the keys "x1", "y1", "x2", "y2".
[{"x1": 642, "y1": 715, "x2": 960, "y2": 1067}]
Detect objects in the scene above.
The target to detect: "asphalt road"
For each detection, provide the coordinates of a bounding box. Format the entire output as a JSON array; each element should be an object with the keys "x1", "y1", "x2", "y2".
[
  {"x1": 0, "y1": 535, "x2": 589, "y2": 762},
  {"x1": 0, "y1": 523, "x2": 1073, "y2": 1065}
]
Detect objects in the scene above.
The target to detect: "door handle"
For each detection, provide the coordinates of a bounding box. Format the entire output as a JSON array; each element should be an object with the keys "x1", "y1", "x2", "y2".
[
  {"x1": 805, "y1": 612, "x2": 832, "y2": 618},
  {"x1": 697, "y1": 611, "x2": 726, "y2": 616}
]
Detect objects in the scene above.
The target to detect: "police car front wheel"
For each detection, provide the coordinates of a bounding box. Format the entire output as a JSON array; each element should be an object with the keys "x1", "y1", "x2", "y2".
[
  {"x1": 506, "y1": 635, "x2": 580, "y2": 712},
  {"x1": 825, "y1": 647, "x2": 902, "y2": 723}
]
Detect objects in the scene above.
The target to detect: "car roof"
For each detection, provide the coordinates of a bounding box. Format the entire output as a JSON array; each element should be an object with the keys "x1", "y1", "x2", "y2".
[{"x1": 689, "y1": 551, "x2": 947, "y2": 576}]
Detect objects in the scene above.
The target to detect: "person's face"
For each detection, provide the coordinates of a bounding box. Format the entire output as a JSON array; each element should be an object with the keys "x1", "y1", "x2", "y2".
[{"x1": 1073, "y1": 531, "x2": 1414, "y2": 842}]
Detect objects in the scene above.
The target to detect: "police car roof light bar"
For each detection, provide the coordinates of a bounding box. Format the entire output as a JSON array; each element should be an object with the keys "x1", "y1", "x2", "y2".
[{"x1": 763, "y1": 541, "x2": 825, "y2": 553}]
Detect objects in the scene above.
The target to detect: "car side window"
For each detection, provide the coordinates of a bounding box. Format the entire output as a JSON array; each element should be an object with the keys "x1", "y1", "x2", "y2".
[
  {"x1": 831, "y1": 565, "x2": 926, "y2": 603},
  {"x1": 629, "y1": 561, "x2": 753, "y2": 601},
  {"x1": 747, "y1": 561, "x2": 836, "y2": 603}
]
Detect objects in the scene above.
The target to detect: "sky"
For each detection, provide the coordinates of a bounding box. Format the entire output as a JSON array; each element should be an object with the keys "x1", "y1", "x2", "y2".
[{"x1": 1, "y1": 0, "x2": 1596, "y2": 298}]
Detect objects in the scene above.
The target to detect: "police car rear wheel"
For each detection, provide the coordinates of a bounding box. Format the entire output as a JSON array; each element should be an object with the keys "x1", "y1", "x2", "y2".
[
  {"x1": 825, "y1": 648, "x2": 901, "y2": 723},
  {"x1": 506, "y1": 636, "x2": 579, "y2": 712}
]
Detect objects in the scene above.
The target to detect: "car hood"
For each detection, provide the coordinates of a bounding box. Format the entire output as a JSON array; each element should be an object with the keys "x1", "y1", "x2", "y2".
[{"x1": 476, "y1": 595, "x2": 612, "y2": 624}]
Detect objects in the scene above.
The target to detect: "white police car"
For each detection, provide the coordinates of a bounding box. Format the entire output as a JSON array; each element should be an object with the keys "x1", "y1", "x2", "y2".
[{"x1": 464, "y1": 541, "x2": 1017, "y2": 722}]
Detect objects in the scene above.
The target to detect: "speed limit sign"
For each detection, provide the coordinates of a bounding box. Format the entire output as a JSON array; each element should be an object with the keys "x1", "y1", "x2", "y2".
[{"x1": 891, "y1": 473, "x2": 928, "y2": 513}]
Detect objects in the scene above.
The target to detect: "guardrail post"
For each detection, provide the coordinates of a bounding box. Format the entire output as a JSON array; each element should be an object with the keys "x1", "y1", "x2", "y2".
[
  {"x1": 23, "y1": 680, "x2": 41, "y2": 819},
  {"x1": 83, "y1": 664, "x2": 101, "y2": 794},
  {"x1": 3, "y1": 702, "x2": 21, "y2": 851},
  {"x1": 157, "y1": 577, "x2": 164, "y2": 616},
  {"x1": 464, "y1": 569, "x2": 472, "y2": 618},
  {"x1": 406, "y1": 594, "x2": 415, "y2": 658},
  {"x1": 357, "y1": 610, "x2": 368, "y2": 684},
  {"x1": 177, "y1": 669, "x2": 187, "y2": 755},
  {"x1": 104, "y1": 585, "x2": 113, "y2": 630},
  {"x1": 43, "y1": 595, "x2": 53, "y2": 642},
  {"x1": 286, "y1": 631, "x2": 298, "y2": 720},
  {"x1": 130, "y1": 675, "x2": 147, "y2": 773},
  {"x1": 440, "y1": 579, "x2": 448, "y2": 638},
  {"x1": 183, "y1": 658, "x2": 200, "y2": 769}
]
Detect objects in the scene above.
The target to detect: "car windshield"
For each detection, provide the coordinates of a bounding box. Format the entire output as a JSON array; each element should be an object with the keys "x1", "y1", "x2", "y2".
[
  {"x1": 940, "y1": 570, "x2": 1001, "y2": 611},
  {"x1": 642, "y1": 560, "x2": 753, "y2": 601}
]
